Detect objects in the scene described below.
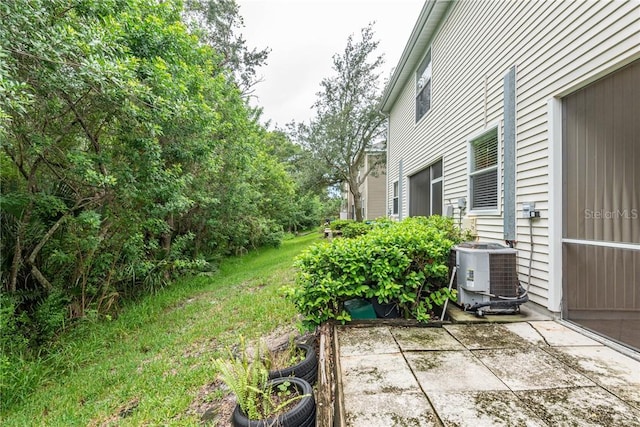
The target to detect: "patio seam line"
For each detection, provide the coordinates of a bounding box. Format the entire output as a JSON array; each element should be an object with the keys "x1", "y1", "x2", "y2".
[
  {"x1": 526, "y1": 321, "x2": 552, "y2": 347},
  {"x1": 535, "y1": 344, "x2": 640, "y2": 412},
  {"x1": 389, "y1": 328, "x2": 446, "y2": 427},
  {"x1": 459, "y1": 328, "x2": 603, "y2": 425},
  {"x1": 591, "y1": 385, "x2": 640, "y2": 414}
]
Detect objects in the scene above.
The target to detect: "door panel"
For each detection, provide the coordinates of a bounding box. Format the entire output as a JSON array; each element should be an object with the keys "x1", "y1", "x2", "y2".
[{"x1": 562, "y1": 60, "x2": 640, "y2": 350}]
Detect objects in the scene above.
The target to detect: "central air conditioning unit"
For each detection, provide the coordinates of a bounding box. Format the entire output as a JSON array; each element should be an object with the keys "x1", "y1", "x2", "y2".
[{"x1": 454, "y1": 242, "x2": 528, "y2": 315}]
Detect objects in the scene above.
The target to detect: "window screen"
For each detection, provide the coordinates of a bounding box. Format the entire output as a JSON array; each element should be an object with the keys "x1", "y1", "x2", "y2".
[
  {"x1": 416, "y1": 50, "x2": 432, "y2": 122},
  {"x1": 469, "y1": 129, "x2": 498, "y2": 210},
  {"x1": 392, "y1": 181, "x2": 399, "y2": 214}
]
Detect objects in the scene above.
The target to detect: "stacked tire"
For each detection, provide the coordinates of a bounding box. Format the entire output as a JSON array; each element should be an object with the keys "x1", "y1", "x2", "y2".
[
  {"x1": 232, "y1": 341, "x2": 318, "y2": 426},
  {"x1": 232, "y1": 377, "x2": 315, "y2": 427},
  {"x1": 268, "y1": 343, "x2": 318, "y2": 385}
]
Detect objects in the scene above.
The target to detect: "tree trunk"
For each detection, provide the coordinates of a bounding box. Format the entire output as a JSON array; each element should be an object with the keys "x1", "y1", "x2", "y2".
[
  {"x1": 349, "y1": 179, "x2": 363, "y2": 222},
  {"x1": 161, "y1": 215, "x2": 174, "y2": 281},
  {"x1": 9, "y1": 227, "x2": 23, "y2": 293},
  {"x1": 26, "y1": 214, "x2": 68, "y2": 291},
  {"x1": 353, "y1": 195, "x2": 363, "y2": 222}
]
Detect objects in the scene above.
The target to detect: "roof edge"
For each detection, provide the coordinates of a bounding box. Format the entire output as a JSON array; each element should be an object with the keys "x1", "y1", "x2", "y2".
[{"x1": 380, "y1": 0, "x2": 453, "y2": 114}]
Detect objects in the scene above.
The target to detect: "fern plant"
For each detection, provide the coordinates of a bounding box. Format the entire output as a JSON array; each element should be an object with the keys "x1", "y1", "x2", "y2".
[{"x1": 213, "y1": 337, "x2": 309, "y2": 420}]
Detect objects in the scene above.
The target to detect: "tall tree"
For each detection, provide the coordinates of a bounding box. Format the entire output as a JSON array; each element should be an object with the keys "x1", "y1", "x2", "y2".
[
  {"x1": 183, "y1": 0, "x2": 270, "y2": 97},
  {"x1": 298, "y1": 24, "x2": 386, "y2": 221},
  {"x1": 0, "y1": 0, "x2": 295, "y2": 339}
]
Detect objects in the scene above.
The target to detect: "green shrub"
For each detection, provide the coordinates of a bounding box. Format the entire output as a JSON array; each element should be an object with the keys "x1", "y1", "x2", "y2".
[
  {"x1": 341, "y1": 221, "x2": 371, "y2": 238},
  {"x1": 285, "y1": 216, "x2": 465, "y2": 328},
  {"x1": 332, "y1": 217, "x2": 395, "y2": 238},
  {"x1": 327, "y1": 219, "x2": 353, "y2": 231}
]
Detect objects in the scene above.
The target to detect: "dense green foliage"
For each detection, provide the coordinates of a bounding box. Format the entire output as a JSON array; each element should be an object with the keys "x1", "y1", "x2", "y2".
[
  {"x1": 327, "y1": 218, "x2": 388, "y2": 238},
  {"x1": 326, "y1": 219, "x2": 353, "y2": 231},
  {"x1": 286, "y1": 217, "x2": 466, "y2": 328},
  {"x1": 1, "y1": 233, "x2": 318, "y2": 422},
  {"x1": 0, "y1": 0, "x2": 327, "y2": 400}
]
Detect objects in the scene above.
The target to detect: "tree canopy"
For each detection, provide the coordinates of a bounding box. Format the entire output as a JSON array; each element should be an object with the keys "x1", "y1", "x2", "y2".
[
  {"x1": 295, "y1": 24, "x2": 387, "y2": 221},
  {"x1": 0, "y1": 0, "x2": 325, "y2": 354}
]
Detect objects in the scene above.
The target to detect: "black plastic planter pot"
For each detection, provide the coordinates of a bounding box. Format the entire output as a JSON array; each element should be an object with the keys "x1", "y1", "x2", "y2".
[
  {"x1": 370, "y1": 298, "x2": 401, "y2": 318},
  {"x1": 268, "y1": 343, "x2": 318, "y2": 385},
  {"x1": 231, "y1": 377, "x2": 316, "y2": 427}
]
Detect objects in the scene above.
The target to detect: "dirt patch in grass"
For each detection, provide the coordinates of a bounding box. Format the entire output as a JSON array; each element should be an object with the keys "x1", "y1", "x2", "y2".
[
  {"x1": 89, "y1": 398, "x2": 141, "y2": 427},
  {"x1": 188, "y1": 379, "x2": 236, "y2": 425}
]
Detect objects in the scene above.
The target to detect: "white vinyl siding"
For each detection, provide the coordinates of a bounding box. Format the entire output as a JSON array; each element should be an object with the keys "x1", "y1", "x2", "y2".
[{"x1": 385, "y1": 0, "x2": 640, "y2": 309}]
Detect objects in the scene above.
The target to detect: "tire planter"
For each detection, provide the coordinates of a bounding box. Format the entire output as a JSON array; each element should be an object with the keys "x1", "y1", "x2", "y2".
[
  {"x1": 231, "y1": 377, "x2": 316, "y2": 427},
  {"x1": 268, "y1": 343, "x2": 318, "y2": 385}
]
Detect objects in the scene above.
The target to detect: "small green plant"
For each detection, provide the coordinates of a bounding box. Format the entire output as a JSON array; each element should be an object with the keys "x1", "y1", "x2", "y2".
[
  {"x1": 285, "y1": 216, "x2": 466, "y2": 328},
  {"x1": 265, "y1": 335, "x2": 305, "y2": 371},
  {"x1": 276, "y1": 380, "x2": 294, "y2": 397},
  {"x1": 213, "y1": 337, "x2": 309, "y2": 420}
]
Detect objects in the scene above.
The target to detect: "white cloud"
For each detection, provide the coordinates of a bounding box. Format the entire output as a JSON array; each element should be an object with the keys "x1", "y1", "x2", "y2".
[{"x1": 237, "y1": 0, "x2": 424, "y2": 128}]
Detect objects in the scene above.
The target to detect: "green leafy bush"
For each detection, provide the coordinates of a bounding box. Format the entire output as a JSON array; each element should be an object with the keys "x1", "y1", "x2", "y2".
[
  {"x1": 285, "y1": 216, "x2": 465, "y2": 328},
  {"x1": 327, "y1": 219, "x2": 353, "y2": 231},
  {"x1": 330, "y1": 217, "x2": 394, "y2": 238},
  {"x1": 340, "y1": 221, "x2": 372, "y2": 238}
]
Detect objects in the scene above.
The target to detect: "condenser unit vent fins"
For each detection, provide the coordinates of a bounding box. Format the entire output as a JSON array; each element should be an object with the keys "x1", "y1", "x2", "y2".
[{"x1": 488, "y1": 253, "x2": 518, "y2": 299}]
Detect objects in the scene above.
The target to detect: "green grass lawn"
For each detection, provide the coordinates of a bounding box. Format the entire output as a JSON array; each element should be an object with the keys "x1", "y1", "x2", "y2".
[{"x1": 1, "y1": 232, "x2": 319, "y2": 426}]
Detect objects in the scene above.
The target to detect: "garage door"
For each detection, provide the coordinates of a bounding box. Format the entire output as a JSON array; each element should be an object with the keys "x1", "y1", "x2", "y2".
[{"x1": 562, "y1": 60, "x2": 640, "y2": 350}]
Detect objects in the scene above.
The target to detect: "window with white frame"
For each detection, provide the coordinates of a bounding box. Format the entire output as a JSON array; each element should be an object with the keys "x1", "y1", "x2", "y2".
[
  {"x1": 416, "y1": 50, "x2": 432, "y2": 122},
  {"x1": 469, "y1": 127, "x2": 499, "y2": 211},
  {"x1": 392, "y1": 181, "x2": 399, "y2": 215},
  {"x1": 409, "y1": 159, "x2": 443, "y2": 217}
]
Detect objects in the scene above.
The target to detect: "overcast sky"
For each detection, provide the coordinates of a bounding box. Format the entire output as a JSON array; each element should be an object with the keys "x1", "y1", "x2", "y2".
[{"x1": 236, "y1": 0, "x2": 425, "y2": 128}]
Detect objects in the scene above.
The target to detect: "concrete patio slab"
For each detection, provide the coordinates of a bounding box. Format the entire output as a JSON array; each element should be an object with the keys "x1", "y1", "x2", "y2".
[
  {"x1": 343, "y1": 392, "x2": 440, "y2": 427},
  {"x1": 340, "y1": 353, "x2": 418, "y2": 395},
  {"x1": 390, "y1": 326, "x2": 465, "y2": 351},
  {"x1": 444, "y1": 323, "x2": 531, "y2": 350},
  {"x1": 608, "y1": 386, "x2": 640, "y2": 410},
  {"x1": 446, "y1": 302, "x2": 552, "y2": 323},
  {"x1": 337, "y1": 326, "x2": 398, "y2": 356},
  {"x1": 515, "y1": 386, "x2": 640, "y2": 427},
  {"x1": 427, "y1": 390, "x2": 547, "y2": 427},
  {"x1": 335, "y1": 321, "x2": 640, "y2": 426},
  {"x1": 502, "y1": 322, "x2": 547, "y2": 346},
  {"x1": 405, "y1": 350, "x2": 508, "y2": 392},
  {"x1": 475, "y1": 347, "x2": 595, "y2": 391},
  {"x1": 549, "y1": 345, "x2": 640, "y2": 387},
  {"x1": 529, "y1": 320, "x2": 602, "y2": 347}
]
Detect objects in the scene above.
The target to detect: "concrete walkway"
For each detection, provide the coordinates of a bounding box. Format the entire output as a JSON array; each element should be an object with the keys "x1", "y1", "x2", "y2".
[{"x1": 336, "y1": 319, "x2": 640, "y2": 426}]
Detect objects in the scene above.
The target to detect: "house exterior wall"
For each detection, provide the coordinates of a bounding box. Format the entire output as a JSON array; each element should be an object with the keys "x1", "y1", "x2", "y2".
[
  {"x1": 341, "y1": 153, "x2": 387, "y2": 220},
  {"x1": 363, "y1": 153, "x2": 387, "y2": 220},
  {"x1": 386, "y1": 0, "x2": 640, "y2": 310}
]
